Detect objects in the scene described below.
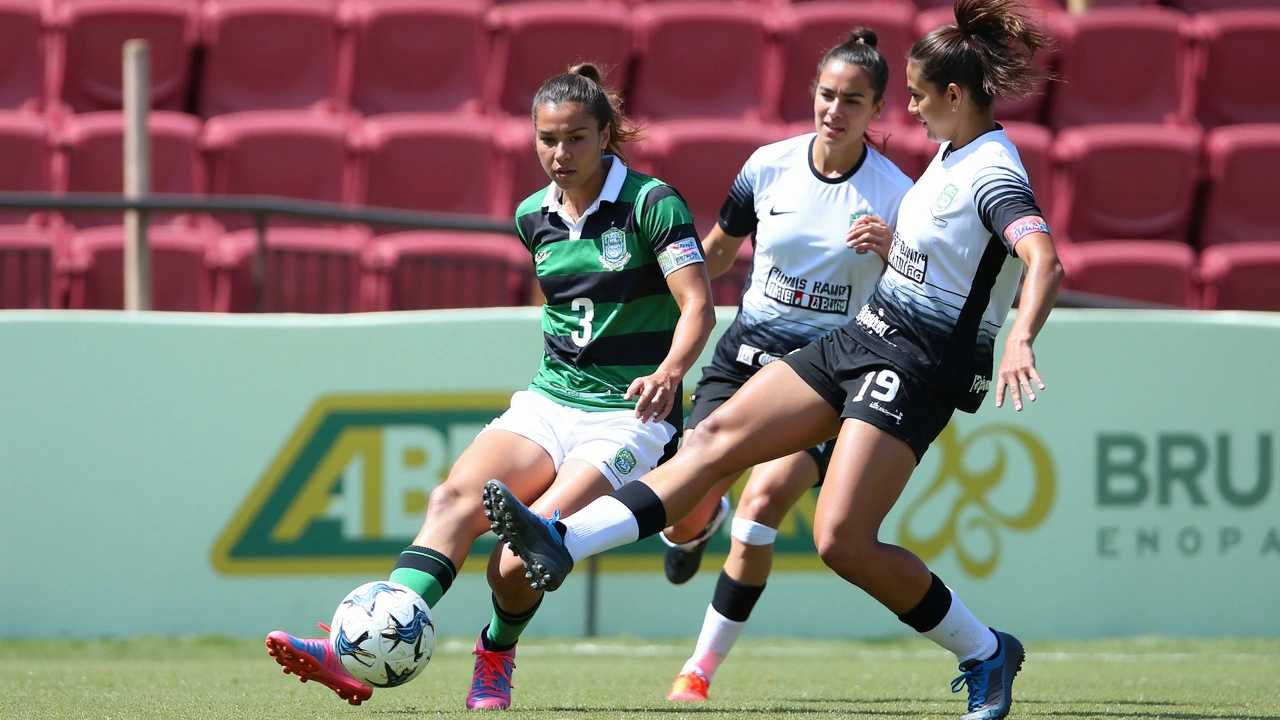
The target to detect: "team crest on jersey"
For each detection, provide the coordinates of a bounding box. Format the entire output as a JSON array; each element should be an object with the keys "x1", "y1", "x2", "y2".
[
  {"x1": 534, "y1": 247, "x2": 551, "y2": 264},
  {"x1": 613, "y1": 448, "x2": 637, "y2": 475},
  {"x1": 932, "y1": 183, "x2": 960, "y2": 214},
  {"x1": 599, "y1": 227, "x2": 631, "y2": 271}
]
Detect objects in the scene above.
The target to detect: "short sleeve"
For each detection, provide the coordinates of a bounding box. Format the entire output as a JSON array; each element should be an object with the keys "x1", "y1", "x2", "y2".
[
  {"x1": 638, "y1": 183, "x2": 705, "y2": 277},
  {"x1": 716, "y1": 152, "x2": 760, "y2": 238},
  {"x1": 973, "y1": 163, "x2": 1049, "y2": 255}
]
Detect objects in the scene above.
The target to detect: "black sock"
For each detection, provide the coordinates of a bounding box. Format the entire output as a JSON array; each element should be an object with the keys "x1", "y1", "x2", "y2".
[
  {"x1": 710, "y1": 570, "x2": 766, "y2": 623},
  {"x1": 895, "y1": 572, "x2": 952, "y2": 633},
  {"x1": 611, "y1": 481, "x2": 668, "y2": 540}
]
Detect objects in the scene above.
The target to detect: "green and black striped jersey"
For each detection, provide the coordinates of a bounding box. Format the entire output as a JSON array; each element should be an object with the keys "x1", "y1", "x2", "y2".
[{"x1": 514, "y1": 157, "x2": 704, "y2": 426}]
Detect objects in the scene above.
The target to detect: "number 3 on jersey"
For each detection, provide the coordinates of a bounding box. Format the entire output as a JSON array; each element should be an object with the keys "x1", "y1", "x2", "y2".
[
  {"x1": 852, "y1": 369, "x2": 900, "y2": 403},
  {"x1": 571, "y1": 297, "x2": 595, "y2": 347}
]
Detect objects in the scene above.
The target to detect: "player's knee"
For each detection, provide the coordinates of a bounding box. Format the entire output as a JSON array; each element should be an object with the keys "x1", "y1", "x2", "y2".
[
  {"x1": 684, "y1": 411, "x2": 739, "y2": 461},
  {"x1": 735, "y1": 491, "x2": 788, "y2": 528},
  {"x1": 425, "y1": 478, "x2": 480, "y2": 524},
  {"x1": 815, "y1": 531, "x2": 875, "y2": 585}
]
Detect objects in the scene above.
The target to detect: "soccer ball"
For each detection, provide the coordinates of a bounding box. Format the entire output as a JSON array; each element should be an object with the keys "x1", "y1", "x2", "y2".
[{"x1": 329, "y1": 581, "x2": 435, "y2": 688}]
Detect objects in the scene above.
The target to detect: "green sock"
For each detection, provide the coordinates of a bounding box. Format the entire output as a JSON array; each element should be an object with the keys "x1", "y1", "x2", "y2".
[
  {"x1": 389, "y1": 545, "x2": 456, "y2": 608},
  {"x1": 485, "y1": 594, "x2": 542, "y2": 649}
]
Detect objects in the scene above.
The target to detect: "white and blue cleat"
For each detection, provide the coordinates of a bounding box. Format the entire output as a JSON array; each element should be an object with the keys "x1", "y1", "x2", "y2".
[
  {"x1": 951, "y1": 629, "x2": 1025, "y2": 720},
  {"x1": 483, "y1": 479, "x2": 575, "y2": 591}
]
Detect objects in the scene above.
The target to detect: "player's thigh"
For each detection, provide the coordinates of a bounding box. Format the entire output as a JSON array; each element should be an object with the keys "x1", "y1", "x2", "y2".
[
  {"x1": 736, "y1": 450, "x2": 821, "y2": 528},
  {"x1": 686, "y1": 360, "x2": 840, "y2": 475}
]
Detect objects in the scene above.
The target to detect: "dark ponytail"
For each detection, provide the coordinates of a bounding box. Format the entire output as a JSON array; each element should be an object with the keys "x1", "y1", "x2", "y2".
[
  {"x1": 813, "y1": 27, "x2": 891, "y2": 104},
  {"x1": 531, "y1": 62, "x2": 644, "y2": 164},
  {"x1": 908, "y1": 0, "x2": 1053, "y2": 110}
]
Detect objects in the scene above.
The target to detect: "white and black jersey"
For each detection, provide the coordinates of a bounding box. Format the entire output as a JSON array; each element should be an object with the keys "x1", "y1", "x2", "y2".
[
  {"x1": 708, "y1": 134, "x2": 913, "y2": 383},
  {"x1": 849, "y1": 125, "x2": 1050, "y2": 413}
]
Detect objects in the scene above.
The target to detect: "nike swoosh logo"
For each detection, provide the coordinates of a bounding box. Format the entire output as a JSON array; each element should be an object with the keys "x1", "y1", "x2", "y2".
[{"x1": 769, "y1": 207, "x2": 797, "y2": 216}]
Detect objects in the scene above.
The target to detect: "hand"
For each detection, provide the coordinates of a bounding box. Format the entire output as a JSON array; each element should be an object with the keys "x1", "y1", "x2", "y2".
[
  {"x1": 625, "y1": 369, "x2": 678, "y2": 423},
  {"x1": 995, "y1": 338, "x2": 1044, "y2": 412},
  {"x1": 846, "y1": 215, "x2": 892, "y2": 262}
]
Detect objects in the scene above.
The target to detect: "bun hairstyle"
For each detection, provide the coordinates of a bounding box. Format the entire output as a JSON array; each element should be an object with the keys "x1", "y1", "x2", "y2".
[
  {"x1": 814, "y1": 27, "x2": 891, "y2": 103},
  {"x1": 909, "y1": 0, "x2": 1054, "y2": 110},
  {"x1": 531, "y1": 62, "x2": 643, "y2": 164}
]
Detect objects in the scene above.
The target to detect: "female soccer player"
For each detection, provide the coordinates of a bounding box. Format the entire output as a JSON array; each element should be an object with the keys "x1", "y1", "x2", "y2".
[
  {"x1": 650, "y1": 29, "x2": 915, "y2": 703},
  {"x1": 265, "y1": 63, "x2": 716, "y2": 710},
  {"x1": 484, "y1": 1, "x2": 1061, "y2": 717}
]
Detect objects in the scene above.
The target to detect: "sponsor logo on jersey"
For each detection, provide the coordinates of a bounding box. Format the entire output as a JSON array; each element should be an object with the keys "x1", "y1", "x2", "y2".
[
  {"x1": 735, "y1": 343, "x2": 780, "y2": 367},
  {"x1": 599, "y1": 226, "x2": 631, "y2": 271},
  {"x1": 970, "y1": 375, "x2": 991, "y2": 394},
  {"x1": 887, "y1": 236, "x2": 929, "y2": 283},
  {"x1": 762, "y1": 267, "x2": 852, "y2": 315},
  {"x1": 1004, "y1": 215, "x2": 1050, "y2": 245},
  {"x1": 534, "y1": 247, "x2": 551, "y2": 264},
  {"x1": 657, "y1": 237, "x2": 703, "y2": 275},
  {"x1": 613, "y1": 447, "x2": 637, "y2": 475},
  {"x1": 932, "y1": 183, "x2": 960, "y2": 214},
  {"x1": 854, "y1": 304, "x2": 894, "y2": 339},
  {"x1": 768, "y1": 206, "x2": 798, "y2": 216}
]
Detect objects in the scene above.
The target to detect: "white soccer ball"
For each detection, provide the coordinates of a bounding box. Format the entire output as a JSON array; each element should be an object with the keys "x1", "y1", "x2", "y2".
[{"x1": 329, "y1": 581, "x2": 435, "y2": 688}]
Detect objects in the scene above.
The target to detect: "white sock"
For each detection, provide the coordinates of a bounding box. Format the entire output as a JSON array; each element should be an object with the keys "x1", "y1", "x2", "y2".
[
  {"x1": 680, "y1": 606, "x2": 746, "y2": 682},
  {"x1": 560, "y1": 496, "x2": 639, "y2": 561},
  {"x1": 921, "y1": 589, "x2": 999, "y2": 663}
]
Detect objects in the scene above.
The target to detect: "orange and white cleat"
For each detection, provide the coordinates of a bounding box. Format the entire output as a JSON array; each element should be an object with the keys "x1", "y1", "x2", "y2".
[
  {"x1": 265, "y1": 622, "x2": 374, "y2": 706},
  {"x1": 667, "y1": 670, "x2": 710, "y2": 702}
]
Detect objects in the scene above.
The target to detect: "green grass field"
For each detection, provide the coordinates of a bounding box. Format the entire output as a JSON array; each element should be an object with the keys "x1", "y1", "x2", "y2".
[{"x1": 3, "y1": 636, "x2": 1278, "y2": 720}]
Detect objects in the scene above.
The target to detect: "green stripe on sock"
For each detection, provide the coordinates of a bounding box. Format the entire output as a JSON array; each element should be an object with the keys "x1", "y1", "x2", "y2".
[
  {"x1": 389, "y1": 567, "x2": 446, "y2": 608},
  {"x1": 486, "y1": 595, "x2": 542, "y2": 648}
]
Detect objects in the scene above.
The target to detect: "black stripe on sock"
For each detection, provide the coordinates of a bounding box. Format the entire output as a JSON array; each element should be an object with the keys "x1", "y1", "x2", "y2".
[
  {"x1": 395, "y1": 545, "x2": 457, "y2": 594},
  {"x1": 710, "y1": 570, "x2": 766, "y2": 623},
  {"x1": 492, "y1": 593, "x2": 542, "y2": 625},
  {"x1": 611, "y1": 481, "x2": 668, "y2": 540},
  {"x1": 896, "y1": 572, "x2": 952, "y2": 633}
]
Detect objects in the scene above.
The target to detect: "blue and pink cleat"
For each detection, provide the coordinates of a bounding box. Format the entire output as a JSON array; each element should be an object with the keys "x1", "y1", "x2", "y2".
[
  {"x1": 465, "y1": 633, "x2": 517, "y2": 710},
  {"x1": 265, "y1": 623, "x2": 373, "y2": 706}
]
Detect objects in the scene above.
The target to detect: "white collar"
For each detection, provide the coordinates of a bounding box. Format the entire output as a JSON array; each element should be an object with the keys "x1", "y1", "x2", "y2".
[{"x1": 541, "y1": 155, "x2": 628, "y2": 217}]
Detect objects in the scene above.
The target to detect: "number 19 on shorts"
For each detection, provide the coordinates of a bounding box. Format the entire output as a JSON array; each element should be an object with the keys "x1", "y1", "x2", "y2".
[{"x1": 852, "y1": 369, "x2": 900, "y2": 403}]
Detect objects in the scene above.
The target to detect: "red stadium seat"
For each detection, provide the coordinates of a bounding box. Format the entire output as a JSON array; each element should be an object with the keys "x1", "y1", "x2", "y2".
[
  {"x1": 776, "y1": 2, "x2": 915, "y2": 125},
  {"x1": 345, "y1": 0, "x2": 488, "y2": 116},
  {"x1": 1200, "y1": 242, "x2": 1280, "y2": 311},
  {"x1": 366, "y1": 231, "x2": 532, "y2": 311},
  {"x1": 1050, "y1": 124, "x2": 1202, "y2": 244},
  {"x1": 0, "y1": 226, "x2": 57, "y2": 308},
  {"x1": 709, "y1": 236, "x2": 753, "y2": 307},
  {"x1": 486, "y1": 1, "x2": 630, "y2": 118},
  {"x1": 0, "y1": 0, "x2": 48, "y2": 112},
  {"x1": 641, "y1": 119, "x2": 783, "y2": 238},
  {"x1": 63, "y1": 224, "x2": 213, "y2": 311},
  {"x1": 0, "y1": 112, "x2": 52, "y2": 227},
  {"x1": 629, "y1": 2, "x2": 776, "y2": 122},
  {"x1": 1001, "y1": 121, "x2": 1054, "y2": 223},
  {"x1": 353, "y1": 114, "x2": 501, "y2": 222},
  {"x1": 55, "y1": 111, "x2": 206, "y2": 228},
  {"x1": 1200, "y1": 125, "x2": 1280, "y2": 248},
  {"x1": 212, "y1": 226, "x2": 369, "y2": 313},
  {"x1": 1059, "y1": 240, "x2": 1198, "y2": 308},
  {"x1": 1188, "y1": 10, "x2": 1280, "y2": 130},
  {"x1": 202, "y1": 111, "x2": 352, "y2": 230},
  {"x1": 1048, "y1": 8, "x2": 1192, "y2": 131},
  {"x1": 1169, "y1": 0, "x2": 1279, "y2": 13},
  {"x1": 198, "y1": 0, "x2": 342, "y2": 117},
  {"x1": 52, "y1": 0, "x2": 199, "y2": 114}
]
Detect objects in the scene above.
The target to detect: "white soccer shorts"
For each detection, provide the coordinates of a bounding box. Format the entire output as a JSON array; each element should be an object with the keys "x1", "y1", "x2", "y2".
[{"x1": 482, "y1": 390, "x2": 676, "y2": 490}]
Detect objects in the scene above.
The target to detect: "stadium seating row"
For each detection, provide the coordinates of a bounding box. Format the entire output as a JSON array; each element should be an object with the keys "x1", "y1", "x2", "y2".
[
  {"x1": 0, "y1": 110, "x2": 1273, "y2": 242},
  {"x1": 0, "y1": 1, "x2": 1276, "y2": 130}
]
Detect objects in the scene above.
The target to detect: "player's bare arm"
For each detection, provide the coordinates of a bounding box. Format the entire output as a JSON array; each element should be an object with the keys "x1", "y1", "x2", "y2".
[{"x1": 996, "y1": 231, "x2": 1062, "y2": 412}]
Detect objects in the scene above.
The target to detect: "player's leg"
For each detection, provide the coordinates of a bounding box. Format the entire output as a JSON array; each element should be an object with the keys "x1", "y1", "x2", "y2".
[
  {"x1": 659, "y1": 375, "x2": 743, "y2": 584},
  {"x1": 817, "y1": 377, "x2": 1021, "y2": 720},
  {"x1": 660, "y1": 472, "x2": 738, "y2": 584},
  {"x1": 267, "y1": 392, "x2": 560, "y2": 703},
  {"x1": 472, "y1": 411, "x2": 675, "y2": 709},
  {"x1": 670, "y1": 449, "x2": 820, "y2": 701},
  {"x1": 485, "y1": 358, "x2": 841, "y2": 591}
]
